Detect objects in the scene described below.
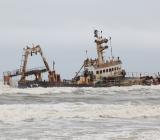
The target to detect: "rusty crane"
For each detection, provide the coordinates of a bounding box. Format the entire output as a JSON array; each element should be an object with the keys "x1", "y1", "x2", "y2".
[{"x1": 3, "y1": 45, "x2": 61, "y2": 87}]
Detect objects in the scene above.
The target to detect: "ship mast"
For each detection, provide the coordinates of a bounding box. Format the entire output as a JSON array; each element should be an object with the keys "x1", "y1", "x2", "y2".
[{"x1": 94, "y1": 30, "x2": 108, "y2": 65}]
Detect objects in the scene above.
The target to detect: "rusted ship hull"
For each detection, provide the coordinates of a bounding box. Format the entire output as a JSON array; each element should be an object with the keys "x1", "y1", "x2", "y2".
[
  {"x1": 17, "y1": 77, "x2": 160, "y2": 88},
  {"x1": 18, "y1": 81, "x2": 93, "y2": 88}
]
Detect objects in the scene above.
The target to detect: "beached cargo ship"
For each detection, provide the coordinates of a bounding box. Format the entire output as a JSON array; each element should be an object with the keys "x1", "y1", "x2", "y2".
[{"x1": 3, "y1": 30, "x2": 160, "y2": 88}]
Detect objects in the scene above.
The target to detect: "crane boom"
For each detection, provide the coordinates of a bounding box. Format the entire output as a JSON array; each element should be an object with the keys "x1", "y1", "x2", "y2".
[{"x1": 20, "y1": 45, "x2": 51, "y2": 81}]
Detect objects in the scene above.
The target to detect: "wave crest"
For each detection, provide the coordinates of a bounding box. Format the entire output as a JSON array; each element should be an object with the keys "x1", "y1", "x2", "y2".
[{"x1": 0, "y1": 103, "x2": 160, "y2": 122}]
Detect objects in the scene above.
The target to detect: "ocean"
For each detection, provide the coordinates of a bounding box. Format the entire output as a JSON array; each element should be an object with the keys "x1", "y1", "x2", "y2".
[{"x1": 0, "y1": 82, "x2": 160, "y2": 140}]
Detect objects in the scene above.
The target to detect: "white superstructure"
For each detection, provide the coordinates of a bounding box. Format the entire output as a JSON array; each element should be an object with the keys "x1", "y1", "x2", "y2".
[
  {"x1": 83, "y1": 30, "x2": 125, "y2": 81},
  {"x1": 74, "y1": 30, "x2": 125, "y2": 85}
]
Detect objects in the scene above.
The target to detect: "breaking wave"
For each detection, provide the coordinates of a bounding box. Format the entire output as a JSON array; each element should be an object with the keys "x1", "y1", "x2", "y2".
[
  {"x1": 1, "y1": 81, "x2": 160, "y2": 139},
  {"x1": 0, "y1": 103, "x2": 160, "y2": 122}
]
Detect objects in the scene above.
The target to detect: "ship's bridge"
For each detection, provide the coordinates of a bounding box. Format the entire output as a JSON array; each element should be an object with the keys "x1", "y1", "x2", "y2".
[{"x1": 84, "y1": 57, "x2": 123, "y2": 80}]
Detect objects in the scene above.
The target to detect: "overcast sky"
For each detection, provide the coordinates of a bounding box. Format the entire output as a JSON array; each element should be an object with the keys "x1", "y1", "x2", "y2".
[{"x1": 0, "y1": 0, "x2": 160, "y2": 79}]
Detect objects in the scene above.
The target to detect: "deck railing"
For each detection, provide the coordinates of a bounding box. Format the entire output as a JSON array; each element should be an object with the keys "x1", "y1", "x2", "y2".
[
  {"x1": 126, "y1": 72, "x2": 160, "y2": 78},
  {"x1": 3, "y1": 67, "x2": 47, "y2": 77}
]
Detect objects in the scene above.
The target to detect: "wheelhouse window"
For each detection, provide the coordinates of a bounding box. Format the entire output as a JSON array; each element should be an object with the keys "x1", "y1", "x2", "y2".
[
  {"x1": 103, "y1": 69, "x2": 105, "y2": 73},
  {"x1": 100, "y1": 70, "x2": 102, "y2": 74},
  {"x1": 96, "y1": 71, "x2": 99, "y2": 74}
]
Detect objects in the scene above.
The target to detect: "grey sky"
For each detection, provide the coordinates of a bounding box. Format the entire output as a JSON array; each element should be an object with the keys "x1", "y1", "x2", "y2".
[{"x1": 0, "y1": 0, "x2": 160, "y2": 79}]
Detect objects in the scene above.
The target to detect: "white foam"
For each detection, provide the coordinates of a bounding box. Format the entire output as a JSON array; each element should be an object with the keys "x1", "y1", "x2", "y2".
[
  {"x1": 72, "y1": 130, "x2": 160, "y2": 140},
  {"x1": 1, "y1": 85, "x2": 78, "y2": 95},
  {"x1": 1, "y1": 78, "x2": 160, "y2": 95},
  {"x1": 137, "y1": 130, "x2": 160, "y2": 140},
  {"x1": 0, "y1": 103, "x2": 160, "y2": 122},
  {"x1": 1, "y1": 82, "x2": 160, "y2": 95}
]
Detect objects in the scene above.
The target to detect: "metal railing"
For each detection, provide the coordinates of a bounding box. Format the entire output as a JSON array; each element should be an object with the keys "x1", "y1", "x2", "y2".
[
  {"x1": 3, "y1": 67, "x2": 47, "y2": 77},
  {"x1": 126, "y1": 72, "x2": 160, "y2": 78}
]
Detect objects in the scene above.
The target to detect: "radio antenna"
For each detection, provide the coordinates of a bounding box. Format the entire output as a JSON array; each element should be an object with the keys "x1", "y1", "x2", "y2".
[
  {"x1": 85, "y1": 50, "x2": 88, "y2": 59},
  {"x1": 53, "y1": 60, "x2": 55, "y2": 70},
  {"x1": 109, "y1": 37, "x2": 113, "y2": 57}
]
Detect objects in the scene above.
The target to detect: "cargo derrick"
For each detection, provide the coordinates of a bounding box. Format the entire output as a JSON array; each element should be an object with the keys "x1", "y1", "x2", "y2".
[
  {"x1": 4, "y1": 45, "x2": 61, "y2": 87},
  {"x1": 18, "y1": 45, "x2": 61, "y2": 87}
]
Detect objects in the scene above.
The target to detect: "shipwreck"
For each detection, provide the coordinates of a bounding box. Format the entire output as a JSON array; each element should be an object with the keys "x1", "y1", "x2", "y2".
[{"x1": 3, "y1": 30, "x2": 160, "y2": 88}]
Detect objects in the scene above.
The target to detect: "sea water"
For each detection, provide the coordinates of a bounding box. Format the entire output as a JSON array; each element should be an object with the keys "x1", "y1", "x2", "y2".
[{"x1": 0, "y1": 82, "x2": 160, "y2": 140}]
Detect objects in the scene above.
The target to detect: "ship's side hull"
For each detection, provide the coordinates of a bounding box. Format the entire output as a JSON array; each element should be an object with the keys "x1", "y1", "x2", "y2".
[
  {"x1": 18, "y1": 77, "x2": 160, "y2": 88},
  {"x1": 18, "y1": 81, "x2": 93, "y2": 88}
]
